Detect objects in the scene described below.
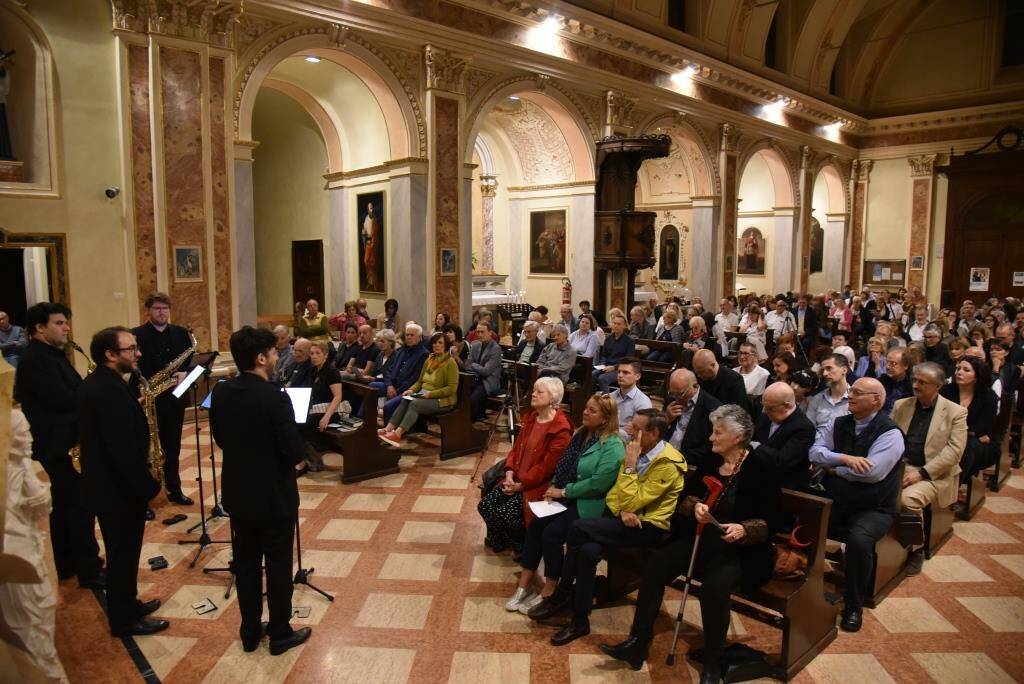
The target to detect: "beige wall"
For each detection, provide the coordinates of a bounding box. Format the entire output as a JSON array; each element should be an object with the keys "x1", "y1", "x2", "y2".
[
  {"x1": 737, "y1": 153, "x2": 779, "y2": 295},
  {"x1": 252, "y1": 88, "x2": 330, "y2": 316},
  {"x1": 0, "y1": 0, "x2": 130, "y2": 370},
  {"x1": 864, "y1": 158, "x2": 910, "y2": 263}
]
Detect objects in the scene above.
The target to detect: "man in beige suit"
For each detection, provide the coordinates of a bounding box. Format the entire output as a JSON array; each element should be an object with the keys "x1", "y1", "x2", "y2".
[{"x1": 891, "y1": 361, "x2": 967, "y2": 575}]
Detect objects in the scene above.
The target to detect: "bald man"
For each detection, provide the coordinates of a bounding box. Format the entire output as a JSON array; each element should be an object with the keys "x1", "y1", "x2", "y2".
[
  {"x1": 750, "y1": 382, "x2": 815, "y2": 491},
  {"x1": 810, "y1": 377, "x2": 905, "y2": 633},
  {"x1": 663, "y1": 368, "x2": 720, "y2": 471},
  {"x1": 285, "y1": 338, "x2": 313, "y2": 388},
  {"x1": 692, "y1": 349, "x2": 752, "y2": 417}
]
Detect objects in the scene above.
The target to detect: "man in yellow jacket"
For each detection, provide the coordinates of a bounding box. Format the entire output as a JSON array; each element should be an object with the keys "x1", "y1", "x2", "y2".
[{"x1": 528, "y1": 408, "x2": 687, "y2": 646}]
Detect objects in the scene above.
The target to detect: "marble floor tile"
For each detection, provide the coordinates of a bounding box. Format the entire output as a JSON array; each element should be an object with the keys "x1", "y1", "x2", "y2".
[
  {"x1": 663, "y1": 598, "x2": 748, "y2": 636},
  {"x1": 983, "y1": 496, "x2": 1024, "y2": 514},
  {"x1": 412, "y1": 495, "x2": 465, "y2": 514},
  {"x1": 569, "y1": 654, "x2": 651, "y2": 683},
  {"x1": 957, "y1": 596, "x2": 1024, "y2": 631},
  {"x1": 805, "y1": 654, "x2": 896, "y2": 683},
  {"x1": 423, "y1": 473, "x2": 472, "y2": 489},
  {"x1": 921, "y1": 555, "x2": 994, "y2": 582},
  {"x1": 433, "y1": 455, "x2": 479, "y2": 470},
  {"x1": 1002, "y1": 474, "x2": 1024, "y2": 490},
  {"x1": 154, "y1": 584, "x2": 237, "y2": 621},
  {"x1": 317, "y1": 518, "x2": 380, "y2": 542},
  {"x1": 459, "y1": 596, "x2": 532, "y2": 633},
  {"x1": 990, "y1": 554, "x2": 1024, "y2": 580},
  {"x1": 340, "y1": 493, "x2": 395, "y2": 512},
  {"x1": 589, "y1": 604, "x2": 639, "y2": 635},
  {"x1": 378, "y1": 552, "x2": 446, "y2": 581},
  {"x1": 449, "y1": 651, "x2": 531, "y2": 681},
  {"x1": 469, "y1": 554, "x2": 518, "y2": 583},
  {"x1": 361, "y1": 472, "x2": 408, "y2": 488},
  {"x1": 912, "y1": 652, "x2": 1016, "y2": 684},
  {"x1": 134, "y1": 635, "x2": 197, "y2": 680},
  {"x1": 202, "y1": 639, "x2": 305, "y2": 683},
  {"x1": 354, "y1": 592, "x2": 433, "y2": 630},
  {"x1": 266, "y1": 588, "x2": 332, "y2": 626},
  {"x1": 319, "y1": 646, "x2": 416, "y2": 683},
  {"x1": 299, "y1": 549, "x2": 361, "y2": 578},
  {"x1": 396, "y1": 521, "x2": 456, "y2": 544},
  {"x1": 871, "y1": 597, "x2": 957, "y2": 632},
  {"x1": 298, "y1": 490, "x2": 328, "y2": 510},
  {"x1": 953, "y1": 522, "x2": 1019, "y2": 544},
  {"x1": 161, "y1": 513, "x2": 228, "y2": 535}
]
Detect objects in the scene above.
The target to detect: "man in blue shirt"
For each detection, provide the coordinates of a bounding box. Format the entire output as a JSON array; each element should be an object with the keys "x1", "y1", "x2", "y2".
[
  {"x1": 0, "y1": 311, "x2": 26, "y2": 367},
  {"x1": 594, "y1": 315, "x2": 635, "y2": 392},
  {"x1": 607, "y1": 358, "x2": 651, "y2": 442},
  {"x1": 810, "y1": 376, "x2": 904, "y2": 633}
]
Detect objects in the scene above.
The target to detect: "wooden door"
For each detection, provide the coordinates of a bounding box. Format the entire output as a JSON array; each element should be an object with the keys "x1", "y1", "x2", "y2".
[
  {"x1": 959, "y1": 229, "x2": 1001, "y2": 302},
  {"x1": 291, "y1": 240, "x2": 324, "y2": 311},
  {"x1": 0, "y1": 248, "x2": 27, "y2": 323}
]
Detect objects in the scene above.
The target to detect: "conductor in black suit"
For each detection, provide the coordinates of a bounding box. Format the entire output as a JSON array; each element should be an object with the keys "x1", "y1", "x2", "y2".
[
  {"x1": 79, "y1": 327, "x2": 169, "y2": 636},
  {"x1": 750, "y1": 382, "x2": 816, "y2": 491},
  {"x1": 210, "y1": 326, "x2": 311, "y2": 656},
  {"x1": 131, "y1": 292, "x2": 194, "y2": 505},
  {"x1": 662, "y1": 368, "x2": 721, "y2": 471}
]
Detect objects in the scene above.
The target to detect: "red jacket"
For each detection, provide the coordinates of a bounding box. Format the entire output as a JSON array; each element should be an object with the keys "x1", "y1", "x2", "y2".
[{"x1": 504, "y1": 410, "x2": 573, "y2": 524}]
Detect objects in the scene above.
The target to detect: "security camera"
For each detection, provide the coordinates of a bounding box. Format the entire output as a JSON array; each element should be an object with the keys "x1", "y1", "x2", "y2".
[{"x1": 105, "y1": 187, "x2": 120, "y2": 199}]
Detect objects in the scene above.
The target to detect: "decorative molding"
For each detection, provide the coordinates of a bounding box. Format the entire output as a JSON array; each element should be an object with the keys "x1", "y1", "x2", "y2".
[
  {"x1": 720, "y1": 123, "x2": 739, "y2": 154},
  {"x1": 464, "y1": 67, "x2": 497, "y2": 103},
  {"x1": 800, "y1": 145, "x2": 812, "y2": 170},
  {"x1": 111, "y1": 0, "x2": 241, "y2": 47},
  {"x1": 425, "y1": 44, "x2": 469, "y2": 94},
  {"x1": 605, "y1": 90, "x2": 638, "y2": 130},
  {"x1": 506, "y1": 180, "x2": 595, "y2": 192},
  {"x1": 907, "y1": 154, "x2": 937, "y2": 177},
  {"x1": 465, "y1": 74, "x2": 601, "y2": 143},
  {"x1": 853, "y1": 158, "x2": 874, "y2": 182},
  {"x1": 323, "y1": 156, "x2": 429, "y2": 181},
  {"x1": 479, "y1": 174, "x2": 498, "y2": 197}
]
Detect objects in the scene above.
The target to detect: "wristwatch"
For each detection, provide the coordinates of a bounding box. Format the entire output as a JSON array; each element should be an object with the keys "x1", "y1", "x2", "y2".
[{"x1": 623, "y1": 467, "x2": 635, "y2": 475}]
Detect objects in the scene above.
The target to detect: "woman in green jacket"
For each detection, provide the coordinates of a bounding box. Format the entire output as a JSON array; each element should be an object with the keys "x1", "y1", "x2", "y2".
[
  {"x1": 505, "y1": 394, "x2": 625, "y2": 614},
  {"x1": 379, "y1": 332, "x2": 459, "y2": 447}
]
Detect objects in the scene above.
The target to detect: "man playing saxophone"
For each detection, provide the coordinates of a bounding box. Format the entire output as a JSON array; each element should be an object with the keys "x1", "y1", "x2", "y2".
[
  {"x1": 132, "y1": 292, "x2": 194, "y2": 506},
  {"x1": 79, "y1": 326, "x2": 170, "y2": 637},
  {"x1": 13, "y1": 302, "x2": 104, "y2": 590}
]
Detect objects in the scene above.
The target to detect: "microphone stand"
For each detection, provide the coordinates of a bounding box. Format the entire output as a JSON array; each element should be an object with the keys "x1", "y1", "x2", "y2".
[{"x1": 293, "y1": 517, "x2": 332, "y2": 602}]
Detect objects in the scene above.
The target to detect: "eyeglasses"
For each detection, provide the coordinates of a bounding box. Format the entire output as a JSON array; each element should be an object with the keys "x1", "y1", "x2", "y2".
[{"x1": 116, "y1": 346, "x2": 139, "y2": 353}]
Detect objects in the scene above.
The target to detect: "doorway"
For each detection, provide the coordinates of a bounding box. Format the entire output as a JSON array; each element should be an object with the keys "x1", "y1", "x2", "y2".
[
  {"x1": 291, "y1": 240, "x2": 325, "y2": 310},
  {"x1": 0, "y1": 246, "x2": 52, "y2": 325}
]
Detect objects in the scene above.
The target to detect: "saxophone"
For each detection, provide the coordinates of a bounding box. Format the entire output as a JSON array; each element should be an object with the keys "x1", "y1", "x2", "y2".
[
  {"x1": 138, "y1": 329, "x2": 199, "y2": 482},
  {"x1": 68, "y1": 341, "x2": 96, "y2": 474}
]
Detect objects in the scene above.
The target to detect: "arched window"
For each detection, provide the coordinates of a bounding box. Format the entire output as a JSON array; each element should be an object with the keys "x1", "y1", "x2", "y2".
[{"x1": 658, "y1": 225, "x2": 679, "y2": 280}]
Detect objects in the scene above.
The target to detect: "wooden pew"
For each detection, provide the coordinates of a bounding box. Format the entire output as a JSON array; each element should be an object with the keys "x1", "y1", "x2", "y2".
[
  {"x1": 603, "y1": 490, "x2": 837, "y2": 682},
  {"x1": 923, "y1": 502, "x2": 954, "y2": 560},
  {"x1": 326, "y1": 380, "x2": 400, "y2": 484},
  {"x1": 1010, "y1": 389, "x2": 1023, "y2": 468},
  {"x1": 984, "y1": 391, "x2": 1015, "y2": 492},
  {"x1": 433, "y1": 373, "x2": 489, "y2": 460},
  {"x1": 565, "y1": 355, "x2": 594, "y2": 426},
  {"x1": 957, "y1": 472, "x2": 988, "y2": 520},
  {"x1": 635, "y1": 338, "x2": 682, "y2": 395}
]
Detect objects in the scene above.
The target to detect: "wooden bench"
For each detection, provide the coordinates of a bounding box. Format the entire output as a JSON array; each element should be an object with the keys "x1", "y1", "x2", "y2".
[
  {"x1": 635, "y1": 339, "x2": 682, "y2": 395},
  {"x1": 432, "y1": 373, "x2": 489, "y2": 460},
  {"x1": 923, "y1": 502, "x2": 954, "y2": 560},
  {"x1": 984, "y1": 391, "x2": 1015, "y2": 492},
  {"x1": 957, "y1": 471, "x2": 988, "y2": 520},
  {"x1": 564, "y1": 355, "x2": 594, "y2": 426},
  {"x1": 603, "y1": 489, "x2": 837, "y2": 681},
  {"x1": 1010, "y1": 389, "x2": 1023, "y2": 468},
  {"x1": 326, "y1": 380, "x2": 400, "y2": 484}
]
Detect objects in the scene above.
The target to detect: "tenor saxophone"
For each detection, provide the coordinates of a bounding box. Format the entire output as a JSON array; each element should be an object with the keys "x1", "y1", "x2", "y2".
[
  {"x1": 68, "y1": 340, "x2": 96, "y2": 474},
  {"x1": 138, "y1": 330, "x2": 198, "y2": 482}
]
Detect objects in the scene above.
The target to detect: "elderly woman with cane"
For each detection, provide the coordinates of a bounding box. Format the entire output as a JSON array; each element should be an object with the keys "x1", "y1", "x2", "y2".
[{"x1": 598, "y1": 404, "x2": 783, "y2": 684}]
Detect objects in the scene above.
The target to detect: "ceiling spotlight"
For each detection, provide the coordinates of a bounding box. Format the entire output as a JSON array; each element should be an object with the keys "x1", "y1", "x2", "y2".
[
  {"x1": 761, "y1": 99, "x2": 786, "y2": 124},
  {"x1": 304, "y1": 55, "x2": 321, "y2": 63},
  {"x1": 508, "y1": 95, "x2": 520, "y2": 101},
  {"x1": 527, "y1": 15, "x2": 564, "y2": 54},
  {"x1": 540, "y1": 16, "x2": 561, "y2": 32}
]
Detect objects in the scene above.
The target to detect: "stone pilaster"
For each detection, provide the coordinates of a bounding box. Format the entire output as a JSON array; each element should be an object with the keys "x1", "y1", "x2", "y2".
[
  {"x1": 907, "y1": 154, "x2": 937, "y2": 292},
  {"x1": 480, "y1": 175, "x2": 498, "y2": 273},
  {"x1": 797, "y1": 145, "x2": 815, "y2": 293},
  {"x1": 719, "y1": 123, "x2": 739, "y2": 297},
  {"x1": 849, "y1": 159, "x2": 873, "y2": 290}
]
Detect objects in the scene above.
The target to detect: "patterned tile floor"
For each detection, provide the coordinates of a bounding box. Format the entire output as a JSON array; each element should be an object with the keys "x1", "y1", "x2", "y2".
[{"x1": 47, "y1": 421, "x2": 1024, "y2": 683}]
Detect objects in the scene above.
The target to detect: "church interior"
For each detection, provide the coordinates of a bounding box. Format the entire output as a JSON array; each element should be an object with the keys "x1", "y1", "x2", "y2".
[{"x1": 1, "y1": 0, "x2": 1024, "y2": 681}]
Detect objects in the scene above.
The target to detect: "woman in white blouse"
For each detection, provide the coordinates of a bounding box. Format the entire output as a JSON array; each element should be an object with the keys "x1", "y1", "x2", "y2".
[{"x1": 568, "y1": 313, "x2": 601, "y2": 359}]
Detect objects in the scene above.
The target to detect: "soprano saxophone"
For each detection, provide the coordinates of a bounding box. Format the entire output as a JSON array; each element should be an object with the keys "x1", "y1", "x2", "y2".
[
  {"x1": 138, "y1": 329, "x2": 199, "y2": 482},
  {"x1": 68, "y1": 341, "x2": 96, "y2": 474}
]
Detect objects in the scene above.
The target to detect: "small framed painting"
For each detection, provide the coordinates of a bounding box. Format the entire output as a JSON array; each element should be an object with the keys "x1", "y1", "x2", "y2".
[
  {"x1": 439, "y1": 248, "x2": 458, "y2": 276},
  {"x1": 173, "y1": 245, "x2": 203, "y2": 282},
  {"x1": 910, "y1": 255, "x2": 924, "y2": 270}
]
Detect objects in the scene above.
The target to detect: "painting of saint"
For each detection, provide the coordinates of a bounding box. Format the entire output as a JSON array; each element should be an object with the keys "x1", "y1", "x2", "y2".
[
  {"x1": 529, "y1": 210, "x2": 567, "y2": 275},
  {"x1": 736, "y1": 227, "x2": 765, "y2": 276},
  {"x1": 173, "y1": 245, "x2": 202, "y2": 282},
  {"x1": 658, "y1": 225, "x2": 679, "y2": 280},
  {"x1": 809, "y1": 217, "x2": 824, "y2": 274},
  {"x1": 357, "y1": 191, "x2": 386, "y2": 293}
]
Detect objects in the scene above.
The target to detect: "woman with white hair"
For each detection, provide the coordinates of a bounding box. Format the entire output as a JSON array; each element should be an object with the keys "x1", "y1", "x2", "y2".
[
  {"x1": 477, "y1": 377, "x2": 572, "y2": 553},
  {"x1": 599, "y1": 405, "x2": 782, "y2": 681}
]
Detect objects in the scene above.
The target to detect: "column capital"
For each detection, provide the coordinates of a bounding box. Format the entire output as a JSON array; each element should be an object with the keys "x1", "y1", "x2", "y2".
[
  {"x1": 852, "y1": 158, "x2": 873, "y2": 182},
  {"x1": 111, "y1": 0, "x2": 240, "y2": 47},
  {"x1": 480, "y1": 174, "x2": 499, "y2": 197},
  {"x1": 605, "y1": 91, "x2": 639, "y2": 134},
  {"x1": 425, "y1": 44, "x2": 469, "y2": 94},
  {"x1": 720, "y1": 123, "x2": 739, "y2": 154},
  {"x1": 907, "y1": 154, "x2": 937, "y2": 177}
]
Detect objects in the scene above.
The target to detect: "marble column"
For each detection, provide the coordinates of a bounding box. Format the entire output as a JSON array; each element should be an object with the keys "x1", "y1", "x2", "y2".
[
  {"x1": 570, "y1": 191, "x2": 596, "y2": 307},
  {"x1": 388, "y1": 171, "x2": 430, "y2": 328},
  {"x1": 907, "y1": 155, "x2": 937, "y2": 292},
  {"x1": 480, "y1": 175, "x2": 497, "y2": 273},
  {"x1": 233, "y1": 149, "x2": 257, "y2": 326},
  {"x1": 849, "y1": 160, "x2": 873, "y2": 289},
  {"x1": 718, "y1": 124, "x2": 739, "y2": 297},
  {"x1": 691, "y1": 197, "x2": 720, "y2": 303},
  {"x1": 327, "y1": 186, "x2": 349, "y2": 314},
  {"x1": 772, "y1": 207, "x2": 797, "y2": 292},
  {"x1": 796, "y1": 146, "x2": 815, "y2": 293},
  {"x1": 825, "y1": 213, "x2": 849, "y2": 291},
  {"x1": 508, "y1": 197, "x2": 525, "y2": 294}
]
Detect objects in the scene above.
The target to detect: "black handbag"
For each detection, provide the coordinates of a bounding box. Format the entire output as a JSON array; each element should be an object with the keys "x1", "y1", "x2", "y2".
[{"x1": 480, "y1": 459, "x2": 506, "y2": 495}]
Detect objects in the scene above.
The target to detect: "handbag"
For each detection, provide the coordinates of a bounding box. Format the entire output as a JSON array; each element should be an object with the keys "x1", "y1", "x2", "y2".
[
  {"x1": 772, "y1": 524, "x2": 812, "y2": 580},
  {"x1": 480, "y1": 459, "x2": 506, "y2": 496}
]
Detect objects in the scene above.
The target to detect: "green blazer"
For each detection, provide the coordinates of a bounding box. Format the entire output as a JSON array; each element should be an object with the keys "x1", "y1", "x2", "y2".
[{"x1": 563, "y1": 434, "x2": 626, "y2": 518}]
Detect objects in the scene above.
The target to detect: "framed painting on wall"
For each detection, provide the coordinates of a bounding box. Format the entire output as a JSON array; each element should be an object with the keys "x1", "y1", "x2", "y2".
[
  {"x1": 809, "y1": 218, "x2": 824, "y2": 274},
  {"x1": 357, "y1": 191, "x2": 386, "y2": 293},
  {"x1": 173, "y1": 245, "x2": 203, "y2": 282},
  {"x1": 440, "y1": 248, "x2": 458, "y2": 276},
  {"x1": 658, "y1": 225, "x2": 680, "y2": 281},
  {"x1": 529, "y1": 209, "x2": 567, "y2": 275},
  {"x1": 736, "y1": 227, "x2": 765, "y2": 276}
]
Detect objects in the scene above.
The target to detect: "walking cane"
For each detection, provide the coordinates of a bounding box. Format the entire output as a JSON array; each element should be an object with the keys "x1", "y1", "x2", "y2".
[{"x1": 666, "y1": 475, "x2": 726, "y2": 666}]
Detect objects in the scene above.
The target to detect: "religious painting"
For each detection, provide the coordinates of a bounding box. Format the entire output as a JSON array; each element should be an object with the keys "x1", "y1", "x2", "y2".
[
  {"x1": 809, "y1": 217, "x2": 824, "y2": 274},
  {"x1": 357, "y1": 191, "x2": 386, "y2": 293},
  {"x1": 173, "y1": 245, "x2": 202, "y2": 282},
  {"x1": 910, "y1": 255, "x2": 924, "y2": 270},
  {"x1": 529, "y1": 209, "x2": 567, "y2": 275},
  {"x1": 658, "y1": 225, "x2": 680, "y2": 281},
  {"x1": 439, "y1": 248, "x2": 458, "y2": 276},
  {"x1": 969, "y1": 267, "x2": 989, "y2": 292},
  {"x1": 612, "y1": 269, "x2": 625, "y2": 289},
  {"x1": 736, "y1": 227, "x2": 765, "y2": 276}
]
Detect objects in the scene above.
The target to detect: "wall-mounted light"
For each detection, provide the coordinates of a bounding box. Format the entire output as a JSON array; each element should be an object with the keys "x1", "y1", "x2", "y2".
[
  {"x1": 526, "y1": 15, "x2": 564, "y2": 55},
  {"x1": 304, "y1": 55, "x2": 321, "y2": 63},
  {"x1": 760, "y1": 99, "x2": 786, "y2": 125},
  {"x1": 822, "y1": 120, "x2": 843, "y2": 141}
]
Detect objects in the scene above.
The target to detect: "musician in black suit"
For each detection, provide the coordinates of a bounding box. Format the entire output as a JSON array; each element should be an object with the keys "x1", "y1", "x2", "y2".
[
  {"x1": 662, "y1": 368, "x2": 720, "y2": 471},
  {"x1": 13, "y1": 302, "x2": 103, "y2": 589},
  {"x1": 131, "y1": 292, "x2": 193, "y2": 505},
  {"x1": 79, "y1": 327, "x2": 169, "y2": 636},
  {"x1": 210, "y1": 326, "x2": 311, "y2": 656},
  {"x1": 692, "y1": 349, "x2": 753, "y2": 417},
  {"x1": 750, "y1": 382, "x2": 816, "y2": 491}
]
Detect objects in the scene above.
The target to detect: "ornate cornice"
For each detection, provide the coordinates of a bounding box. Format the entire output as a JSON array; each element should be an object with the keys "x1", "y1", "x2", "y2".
[
  {"x1": 425, "y1": 44, "x2": 469, "y2": 94},
  {"x1": 907, "y1": 154, "x2": 937, "y2": 178},
  {"x1": 323, "y1": 156, "x2": 429, "y2": 182},
  {"x1": 506, "y1": 180, "x2": 595, "y2": 192},
  {"x1": 111, "y1": 0, "x2": 241, "y2": 47}
]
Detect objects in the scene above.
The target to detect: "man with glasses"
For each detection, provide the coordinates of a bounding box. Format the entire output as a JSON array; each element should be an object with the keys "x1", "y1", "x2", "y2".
[
  {"x1": 921, "y1": 324, "x2": 954, "y2": 378},
  {"x1": 810, "y1": 377, "x2": 904, "y2": 632},
  {"x1": 131, "y1": 292, "x2": 194, "y2": 507},
  {"x1": 737, "y1": 341, "x2": 769, "y2": 397},
  {"x1": 750, "y1": 382, "x2": 815, "y2": 491},
  {"x1": 880, "y1": 348, "x2": 913, "y2": 414},
  {"x1": 662, "y1": 368, "x2": 718, "y2": 471}
]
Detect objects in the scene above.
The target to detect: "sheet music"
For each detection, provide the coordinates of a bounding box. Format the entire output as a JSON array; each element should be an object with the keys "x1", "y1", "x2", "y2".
[
  {"x1": 283, "y1": 388, "x2": 312, "y2": 423},
  {"x1": 172, "y1": 365, "x2": 206, "y2": 399}
]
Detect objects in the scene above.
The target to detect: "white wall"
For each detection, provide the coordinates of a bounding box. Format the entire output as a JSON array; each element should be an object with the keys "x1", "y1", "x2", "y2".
[{"x1": 737, "y1": 153, "x2": 779, "y2": 295}]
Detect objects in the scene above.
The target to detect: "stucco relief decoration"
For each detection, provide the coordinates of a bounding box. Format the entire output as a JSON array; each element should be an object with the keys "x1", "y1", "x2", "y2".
[
  {"x1": 489, "y1": 99, "x2": 573, "y2": 185},
  {"x1": 425, "y1": 45, "x2": 468, "y2": 94},
  {"x1": 464, "y1": 67, "x2": 497, "y2": 103},
  {"x1": 653, "y1": 210, "x2": 689, "y2": 288},
  {"x1": 720, "y1": 123, "x2": 739, "y2": 154},
  {"x1": 907, "y1": 154, "x2": 937, "y2": 178},
  {"x1": 235, "y1": 13, "x2": 285, "y2": 52},
  {"x1": 856, "y1": 159, "x2": 874, "y2": 182},
  {"x1": 605, "y1": 90, "x2": 637, "y2": 130},
  {"x1": 643, "y1": 152, "x2": 688, "y2": 198},
  {"x1": 111, "y1": 0, "x2": 241, "y2": 47}
]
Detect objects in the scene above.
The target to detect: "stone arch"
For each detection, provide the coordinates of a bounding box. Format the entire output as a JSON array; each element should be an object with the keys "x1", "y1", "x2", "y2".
[
  {"x1": 812, "y1": 161, "x2": 846, "y2": 215},
  {"x1": 234, "y1": 27, "x2": 423, "y2": 160},
  {"x1": 260, "y1": 78, "x2": 343, "y2": 173},
  {"x1": 637, "y1": 112, "x2": 719, "y2": 198},
  {"x1": 737, "y1": 140, "x2": 797, "y2": 207}
]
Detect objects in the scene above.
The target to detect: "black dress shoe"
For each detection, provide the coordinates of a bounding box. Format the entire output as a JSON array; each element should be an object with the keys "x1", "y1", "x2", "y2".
[
  {"x1": 598, "y1": 636, "x2": 650, "y2": 671},
  {"x1": 79, "y1": 570, "x2": 107, "y2": 591},
  {"x1": 137, "y1": 599, "x2": 161, "y2": 617},
  {"x1": 146, "y1": 508, "x2": 156, "y2": 521},
  {"x1": 527, "y1": 587, "x2": 571, "y2": 621},
  {"x1": 242, "y1": 621, "x2": 269, "y2": 652},
  {"x1": 113, "y1": 618, "x2": 170, "y2": 637},
  {"x1": 269, "y1": 626, "x2": 311, "y2": 656},
  {"x1": 700, "y1": 666, "x2": 722, "y2": 684},
  {"x1": 551, "y1": 616, "x2": 590, "y2": 646},
  {"x1": 167, "y1": 492, "x2": 194, "y2": 506},
  {"x1": 840, "y1": 607, "x2": 863, "y2": 632},
  {"x1": 905, "y1": 549, "x2": 925, "y2": 576}
]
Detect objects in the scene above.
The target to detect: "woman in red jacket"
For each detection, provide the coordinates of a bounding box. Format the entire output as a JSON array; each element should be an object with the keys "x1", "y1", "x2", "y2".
[{"x1": 478, "y1": 376, "x2": 573, "y2": 553}]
